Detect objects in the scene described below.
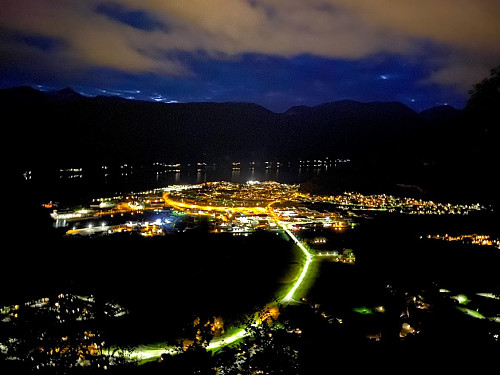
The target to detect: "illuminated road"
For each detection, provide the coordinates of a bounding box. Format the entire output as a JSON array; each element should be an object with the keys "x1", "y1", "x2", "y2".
[
  {"x1": 130, "y1": 195, "x2": 316, "y2": 362},
  {"x1": 163, "y1": 192, "x2": 267, "y2": 215},
  {"x1": 130, "y1": 345, "x2": 180, "y2": 364},
  {"x1": 280, "y1": 225, "x2": 313, "y2": 303},
  {"x1": 162, "y1": 193, "x2": 315, "y2": 303}
]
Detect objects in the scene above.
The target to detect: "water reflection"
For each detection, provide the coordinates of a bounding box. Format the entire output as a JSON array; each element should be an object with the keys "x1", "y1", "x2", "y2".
[
  {"x1": 231, "y1": 168, "x2": 240, "y2": 181},
  {"x1": 21, "y1": 163, "x2": 335, "y2": 203},
  {"x1": 197, "y1": 170, "x2": 206, "y2": 184}
]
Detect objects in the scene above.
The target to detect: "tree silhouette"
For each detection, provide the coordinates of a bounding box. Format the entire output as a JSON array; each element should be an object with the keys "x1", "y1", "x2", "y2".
[{"x1": 466, "y1": 64, "x2": 500, "y2": 114}]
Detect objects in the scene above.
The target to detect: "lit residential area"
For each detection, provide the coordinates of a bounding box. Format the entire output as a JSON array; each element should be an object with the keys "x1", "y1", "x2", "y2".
[
  {"x1": 312, "y1": 192, "x2": 486, "y2": 214},
  {"x1": 47, "y1": 181, "x2": 488, "y2": 237},
  {"x1": 0, "y1": 294, "x2": 130, "y2": 368},
  {"x1": 424, "y1": 234, "x2": 500, "y2": 249}
]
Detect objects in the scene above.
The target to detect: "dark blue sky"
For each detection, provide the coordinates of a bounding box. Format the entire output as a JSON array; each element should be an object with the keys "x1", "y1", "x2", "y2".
[{"x1": 1, "y1": 1, "x2": 499, "y2": 112}]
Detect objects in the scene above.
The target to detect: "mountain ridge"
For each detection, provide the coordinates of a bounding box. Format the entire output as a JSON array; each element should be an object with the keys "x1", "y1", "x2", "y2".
[
  {"x1": 0, "y1": 85, "x2": 460, "y2": 167},
  {"x1": 1, "y1": 85, "x2": 453, "y2": 114}
]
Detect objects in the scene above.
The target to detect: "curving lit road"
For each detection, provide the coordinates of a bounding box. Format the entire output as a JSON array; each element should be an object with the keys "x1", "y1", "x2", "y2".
[
  {"x1": 280, "y1": 224, "x2": 314, "y2": 303},
  {"x1": 133, "y1": 191, "x2": 500, "y2": 361},
  {"x1": 130, "y1": 194, "x2": 315, "y2": 363},
  {"x1": 163, "y1": 192, "x2": 267, "y2": 215}
]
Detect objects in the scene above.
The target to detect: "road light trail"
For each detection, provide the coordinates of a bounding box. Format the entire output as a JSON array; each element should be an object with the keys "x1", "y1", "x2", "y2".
[
  {"x1": 163, "y1": 192, "x2": 267, "y2": 215},
  {"x1": 206, "y1": 328, "x2": 248, "y2": 350},
  {"x1": 204, "y1": 221, "x2": 315, "y2": 352},
  {"x1": 132, "y1": 193, "x2": 316, "y2": 361},
  {"x1": 130, "y1": 346, "x2": 180, "y2": 363},
  {"x1": 265, "y1": 199, "x2": 314, "y2": 303},
  {"x1": 280, "y1": 224, "x2": 314, "y2": 303}
]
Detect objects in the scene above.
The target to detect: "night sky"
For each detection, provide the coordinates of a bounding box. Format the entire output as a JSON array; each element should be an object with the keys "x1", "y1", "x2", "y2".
[{"x1": 1, "y1": 0, "x2": 499, "y2": 112}]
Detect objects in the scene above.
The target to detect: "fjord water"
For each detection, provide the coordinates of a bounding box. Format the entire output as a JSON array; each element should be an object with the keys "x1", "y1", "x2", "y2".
[{"x1": 19, "y1": 163, "x2": 315, "y2": 205}]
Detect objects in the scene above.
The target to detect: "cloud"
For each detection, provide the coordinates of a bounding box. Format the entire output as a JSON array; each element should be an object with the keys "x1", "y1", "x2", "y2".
[
  {"x1": 1, "y1": 0, "x2": 190, "y2": 76},
  {"x1": 1, "y1": 0, "x2": 499, "y2": 92},
  {"x1": 328, "y1": 0, "x2": 500, "y2": 89},
  {"x1": 332, "y1": 0, "x2": 500, "y2": 51}
]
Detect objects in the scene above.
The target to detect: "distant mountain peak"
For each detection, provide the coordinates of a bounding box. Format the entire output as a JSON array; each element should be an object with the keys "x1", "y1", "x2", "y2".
[
  {"x1": 419, "y1": 104, "x2": 458, "y2": 114},
  {"x1": 48, "y1": 87, "x2": 84, "y2": 99},
  {"x1": 284, "y1": 105, "x2": 311, "y2": 116},
  {"x1": 419, "y1": 104, "x2": 460, "y2": 121},
  {"x1": 284, "y1": 99, "x2": 418, "y2": 119}
]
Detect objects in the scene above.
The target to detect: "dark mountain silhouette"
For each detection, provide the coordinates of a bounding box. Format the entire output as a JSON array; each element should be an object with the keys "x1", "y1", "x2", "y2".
[
  {"x1": 1, "y1": 84, "x2": 497, "y2": 205},
  {"x1": 419, "y1": 104, "x2": 460, "y2": 123},
  {"x1": 46, "y1": 87, "x2": 85, "y2": 102},
  {"x1": 1, "y1": 86, "x2": 433, "y2": 166},
  {"x1": 2, "y1": 86, "x2": 284, "y2": 168},
  {"x1": 283, "y1": 100, "x2": 423, "y2": 159}
]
